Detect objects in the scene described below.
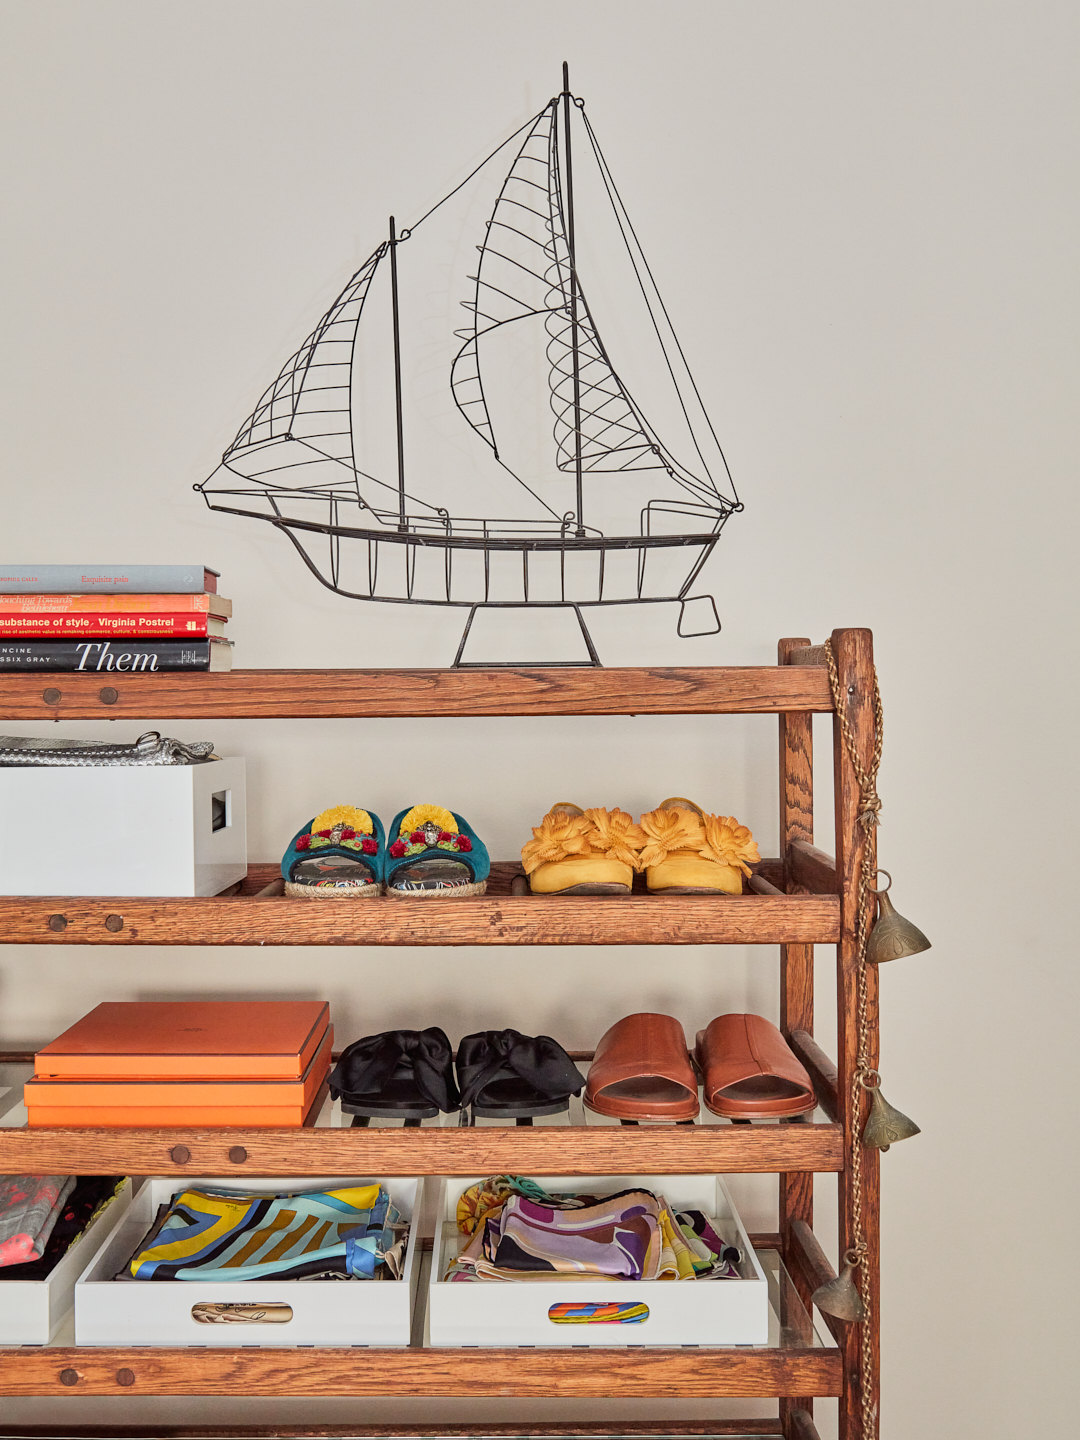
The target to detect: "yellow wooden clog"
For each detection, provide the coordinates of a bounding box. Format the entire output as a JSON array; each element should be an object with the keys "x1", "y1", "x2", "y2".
[
  {"x1": 639, "y1": 798, "x2": 759, "y2": 895},
  {"x1": 521, "y1": 803, "x2": 645, "y2": 895}
]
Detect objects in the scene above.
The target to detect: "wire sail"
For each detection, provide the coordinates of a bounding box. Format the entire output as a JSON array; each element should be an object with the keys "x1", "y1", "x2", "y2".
[
  {"x1": 220, "y1": 244, "x2": 385, "y2": 497},
  {"x1": 450, "y1": 95, "x2": 737, "y2": 518}
]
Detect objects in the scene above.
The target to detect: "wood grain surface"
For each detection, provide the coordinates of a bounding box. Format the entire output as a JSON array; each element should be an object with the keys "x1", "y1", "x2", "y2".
[
  {"x1": 0, "y1": 1345, "x2": 843, "y2": 1399},
  {"x1": 777, "y1": 638, "x2": 817, "y2": 1440},
  {"x1": 830, "y1": 628, "x2": 881, "y2": 1439},
  {"x1": 0, "y1": 1120, "x2": 844, "y2": 1176},
  {"x1": 788, "y1": 1031, "x2": 840, "y2": 1123},
  {"x1": 0, "y1": 880, "x2": 839, "y2": 948},
  {"x1": 789, "y1": 841, "x2": 838, "y2": 895},
  {"x1": 787, "y1": 1409, "x2": 824, "y2": 1440},
  {"x1": 0, "y1": 666, "x2": 833, "y2": 720},
  {"x1": 786, "y1": 647, "x2": 827, "y2": 668},
  {"x1": 787, "y1": 1221, "x2": 843, "y2": 1353},
  {"x1": 0, "y1": 1426, "x2": 789, "y2": 1439}
]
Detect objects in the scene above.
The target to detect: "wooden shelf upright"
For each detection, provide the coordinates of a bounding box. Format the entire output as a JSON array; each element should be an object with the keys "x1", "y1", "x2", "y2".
[{"x1": 0, "y1": 631, "x2": 883, "y2": 1440}]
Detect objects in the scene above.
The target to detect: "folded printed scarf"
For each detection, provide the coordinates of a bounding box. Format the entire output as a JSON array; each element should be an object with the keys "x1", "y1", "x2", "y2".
[
  {"x1": 675, "y1": 1208, "x2": 743, "y2": 1278},
  {"x1": 128, "y1": 1183, "x2": 407, "y2": 1281},
  {"x1": 0, "y1": 1176, "x2": 124, "y2": 1281},
  {"x1": 455, "y1": 1187, "x2": 668, "y2": 1282},
  {"x1": 445, "y1": 1176, "x2": 744, "y2": 1284},
  {"x1": 0, "y1": 1175, "x2": 76, "y2": 1268}
]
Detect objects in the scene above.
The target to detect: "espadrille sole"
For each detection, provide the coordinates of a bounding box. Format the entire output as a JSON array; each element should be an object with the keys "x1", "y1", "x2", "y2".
[
  {"x1": 284, "y1": 882, "x2": 384, "y2": 899},
  {"x1": 386, "y1": 879, "x2": 488, "y2": 899}
]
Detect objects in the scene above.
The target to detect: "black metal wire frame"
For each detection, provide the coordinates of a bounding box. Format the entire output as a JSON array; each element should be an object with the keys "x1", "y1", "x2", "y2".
[
  {"x1": 198, "y1": 69, "x2": 740, "y2": 663},
  {"x1": 201, "y1": 496, "x2": 728, "y2": 606},
  {"x1": 451, "y1": 602, "x2": 603, "y2": 669}
]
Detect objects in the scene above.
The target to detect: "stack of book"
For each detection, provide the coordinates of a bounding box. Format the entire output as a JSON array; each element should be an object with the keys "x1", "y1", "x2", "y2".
[
  {"x1": 24, "y1": 1001, "x2": 332, "y2": 1127},
  {"x1": 0, "y1": 565, "x2": 233, "y2": 671}
]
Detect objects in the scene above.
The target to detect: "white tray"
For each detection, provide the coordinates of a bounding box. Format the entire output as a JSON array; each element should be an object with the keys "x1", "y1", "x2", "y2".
[
  {"x1": 0, "y1": 1178, "x2": 133, "y2": 1344},
  {"x1": 75, "y1": 1174, "x2": 422, "y2": 1346},
  {"x1": 428, "y1": 1173, "x2": 768, "y2": 1347}
]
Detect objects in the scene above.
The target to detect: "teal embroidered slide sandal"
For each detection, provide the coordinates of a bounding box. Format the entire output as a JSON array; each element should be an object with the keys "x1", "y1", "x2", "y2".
[
  {"x1": 384, "y1": 805, "x2": 490, "y2": 898},
  {"x1": 280, "y1": 805, "x2": 385, "y2": 898}
]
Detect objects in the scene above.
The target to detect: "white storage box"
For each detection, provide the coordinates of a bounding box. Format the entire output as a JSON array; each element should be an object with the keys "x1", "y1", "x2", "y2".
[
  {"x1": 428, "y1": 1173, "x2": 768, "y2": 1347},
  {"x1": 0, "y1": 1178, "x2": 133, "y2": 1344},
  {"x1": 0, "y1": 756, "x2": 246, "y2": 895},
  {"x1": 75, "y1": 1175, "x2": 422, "y2": 1347}
]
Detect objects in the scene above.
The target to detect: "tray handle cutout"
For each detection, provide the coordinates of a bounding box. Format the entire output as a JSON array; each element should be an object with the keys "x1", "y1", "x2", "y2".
[
  {"x1": 548, "y1": 1301, "x2": 649, "y2": 1325},
  {"x1": 191, "y1": 1301, "x2": 293, "y2": 1325}
]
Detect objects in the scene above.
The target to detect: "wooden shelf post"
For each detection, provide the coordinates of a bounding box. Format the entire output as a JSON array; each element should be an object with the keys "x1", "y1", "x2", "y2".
[
  {"x1": 831, "y1": 628, "x2": 881, "y2": 1440},
  {"x1": 778, "y1": 636, "x2": 816, "y2": 1438}
]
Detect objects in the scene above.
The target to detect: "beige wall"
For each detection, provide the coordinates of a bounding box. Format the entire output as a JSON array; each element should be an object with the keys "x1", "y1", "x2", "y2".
[{"x1": 1, "y1": 1, "x2": 1075, "y2": 1433}]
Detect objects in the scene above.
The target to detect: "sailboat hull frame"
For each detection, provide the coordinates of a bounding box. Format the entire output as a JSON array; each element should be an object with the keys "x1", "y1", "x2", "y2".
[{"x1": 201, "y1": 497, "x2": 725, "y2": 611}]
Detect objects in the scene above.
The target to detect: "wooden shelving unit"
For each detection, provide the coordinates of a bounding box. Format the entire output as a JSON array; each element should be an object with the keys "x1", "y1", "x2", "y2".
[{"x1": 0, "y1": 632, "x2": 883, "y2": 1440}]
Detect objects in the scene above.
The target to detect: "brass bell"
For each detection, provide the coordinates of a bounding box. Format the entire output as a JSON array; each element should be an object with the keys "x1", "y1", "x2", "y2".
[
  {"x1": 860, "y1": 1073, "x2": 921, "y2": 1151},
  {"x1": 812, "y1": 1250, "x2": 866, "y2": 1322},
  {"x1": 866, "y1": 870, "x2": 931, "y2": 964}
]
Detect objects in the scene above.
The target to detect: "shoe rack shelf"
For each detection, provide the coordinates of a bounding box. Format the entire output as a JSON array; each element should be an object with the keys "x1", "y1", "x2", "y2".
[
  {"x1": 0, "y1": 633, "x2": 880, "y2": 1440},
  {"x1": 0, "y1": 1340, "x2": 843, "y2": 1401},
  {"x1": 0, "y1": 862, "x2": 839, "y2": 948}
]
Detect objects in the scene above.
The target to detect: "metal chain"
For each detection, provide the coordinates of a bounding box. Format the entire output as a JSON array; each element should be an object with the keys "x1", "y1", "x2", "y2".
[{"x1": 823, "y1": 637, "x2": 884, "y2": 1440}]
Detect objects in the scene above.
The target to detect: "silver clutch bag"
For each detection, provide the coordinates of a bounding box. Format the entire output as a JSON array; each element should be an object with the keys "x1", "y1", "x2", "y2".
[{"x1": 0, "y1": 730, "x2": 217, "y2": 766}]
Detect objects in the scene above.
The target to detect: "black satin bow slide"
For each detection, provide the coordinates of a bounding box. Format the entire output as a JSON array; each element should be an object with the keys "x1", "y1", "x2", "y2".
[
  {"x1": 329, "y1": 1027, "x2": 460, "y2": 1126},
  {"x1": 456, "y1": 1028, "x2": 586, "y2": 1125}
]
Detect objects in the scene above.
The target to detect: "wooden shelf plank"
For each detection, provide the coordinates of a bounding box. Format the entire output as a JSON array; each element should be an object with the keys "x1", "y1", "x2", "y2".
[
  {"x1": 0, "y1": 864, "x2": 839, "y2": 949},
  {"x1": 0, "y1": 1122, "x2": 845, "y2": 1176},
  {"x1": 0, "y1": 666, "x2": 833, "y2": 721},
  {"x1": 0, "y1": 1425, "x2": 789, "y2": 1438},
  {"x1": 0, "y1": 1345, "x2": 843, "y2": 1398},
  {"x1": 0, "y1": 893, "x2": 838, "y2": 948}
]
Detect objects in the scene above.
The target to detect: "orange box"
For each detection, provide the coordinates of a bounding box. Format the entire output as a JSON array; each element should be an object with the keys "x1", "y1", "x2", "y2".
[
  {"x1": 25, "y1": 1030, "x2": 332, "y2": 1128},
  {"x1": 34, "y1": 1000, "x2": 330, "y2": 1081}
]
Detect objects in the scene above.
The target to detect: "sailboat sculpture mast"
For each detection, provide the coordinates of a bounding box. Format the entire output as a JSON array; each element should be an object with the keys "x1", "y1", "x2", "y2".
[
  {"x1": 560, "y1": 61, "x2": 586, "y2": 539},
  {"x1": 196, "y1": 66, "x2": 743, "y2": 664}
]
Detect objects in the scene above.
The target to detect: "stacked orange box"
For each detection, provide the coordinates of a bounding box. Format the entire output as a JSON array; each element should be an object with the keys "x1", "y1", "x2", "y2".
[{"x1": 25, "y1": 1001, "x2": 332, "y2": 1127}]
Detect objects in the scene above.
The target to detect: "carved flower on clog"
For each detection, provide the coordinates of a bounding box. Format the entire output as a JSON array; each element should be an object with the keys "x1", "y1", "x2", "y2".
[
  {"x1": 637, "y1": 806, "x2": 706, "y2": 868},
  {"x1": 698, "y1": 814, "x2": 760, "y2": 878},
  {"x1": 521, "y1": 808, "x2": 594, "y2": 874},
  {"x1": 583, "y1": 807, "x2": 647, "y2": 870}
]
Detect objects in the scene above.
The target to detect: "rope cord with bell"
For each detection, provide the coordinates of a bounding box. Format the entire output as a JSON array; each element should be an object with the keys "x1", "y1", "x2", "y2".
[{"x1": 823, "y1": 636, "x2": 884, "y2": 1440}]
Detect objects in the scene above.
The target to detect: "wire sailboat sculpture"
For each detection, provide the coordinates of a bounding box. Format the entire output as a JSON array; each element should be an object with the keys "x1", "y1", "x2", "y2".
[{"x1": 198, "y1": 66, "x2": 742, "y2": 665}]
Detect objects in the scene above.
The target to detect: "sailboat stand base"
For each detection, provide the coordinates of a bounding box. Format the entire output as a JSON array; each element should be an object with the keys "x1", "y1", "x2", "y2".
[{"x1": 451, "y1": 603, "x2": 602, "y2": 669}]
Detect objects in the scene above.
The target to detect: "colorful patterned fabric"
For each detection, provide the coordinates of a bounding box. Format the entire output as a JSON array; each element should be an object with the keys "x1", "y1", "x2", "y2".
[
  {"x1": 0, "y1": 1175, "x2": 75, "y2": 1267},
  {"x1": 676, "y1": 1208, "x2": 743, "y2": 1278},
  {"x1": 455, "y1": 1174, "x2": 566, "y2": 1237},
  {"x1": 455, "y1": 1187, "x2": 669, "y2": 1281},
  {"x1": 129, "y1": 1183, "x2": 407, "y2": 1282},
  {"x1": 0, "y1": 1176, "x2": 124, "y2": 1281},
  {"x1": 445, "y1": 1177, "x2": 743, "y2": 1284},
  {"x1": 548, "y1": 1300, "x2": 649, "y2": 1324}
]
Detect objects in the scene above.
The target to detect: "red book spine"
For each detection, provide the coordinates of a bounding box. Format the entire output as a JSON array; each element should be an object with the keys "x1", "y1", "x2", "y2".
[{"x1": 0, "y1": 613, "x2": 218, "y2": 637}]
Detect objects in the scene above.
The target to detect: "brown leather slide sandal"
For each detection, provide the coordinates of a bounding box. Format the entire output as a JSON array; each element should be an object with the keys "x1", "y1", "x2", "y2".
[
  {"x1": 584, "y1": 1012, "x2": 700, "y2": 1123},
  {"x1": 695, "y1": 1013, "x2": 816, "y2": 1120}
]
